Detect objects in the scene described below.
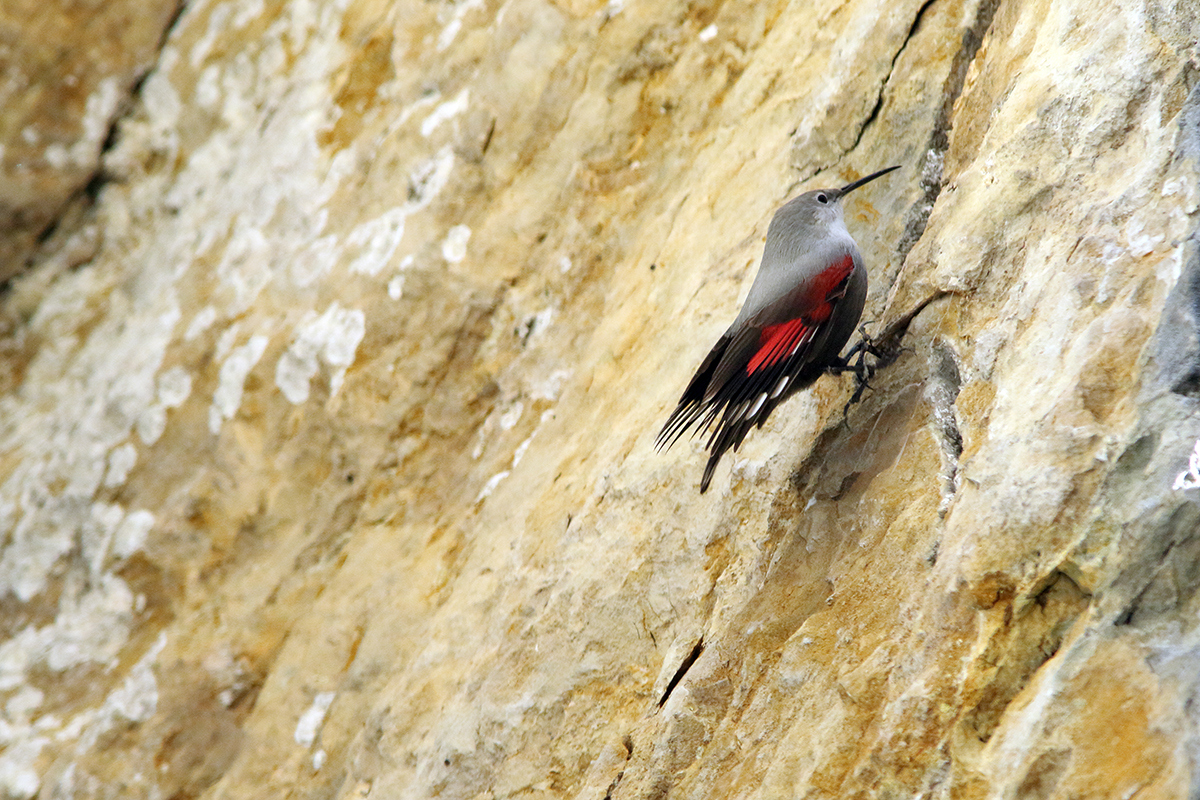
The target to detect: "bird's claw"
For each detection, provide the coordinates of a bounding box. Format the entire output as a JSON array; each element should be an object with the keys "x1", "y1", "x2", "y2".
[
  {"x1": 843, "y1": 324, "x2": 887, "y2": 360},
  {"x1": 832, "y1": 326, "x2": 883, "y2": 421}
]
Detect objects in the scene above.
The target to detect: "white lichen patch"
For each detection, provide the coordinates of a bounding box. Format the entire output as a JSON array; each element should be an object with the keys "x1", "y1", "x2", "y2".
[
  {"x1": 0, "y1": 574, "x2": 135, "y2": 690},
  {"x1": 136, "y1": 366, "x2": 193, "y2": 445},
  {"x1": 408, "y1": 146, "x2": 456, "y2": 210},
  {"x1": 292, "y1": 235, "x2": 342, "y2": 287},
  {"x1": 470, "y1": 399, "x2": 524, "y2": 459},
  {"x1": 475, "y1": 410, "x2": 555, "y2": 501},
  {"x1": 0, "y1": 734, "x2": 43, "y2": 799},
  {"x1": 195, "y1": 63, "x2": 223, "y2": 109},
  {"x1": 216, "y1": 227, "x2": 275, "y2": 312},
  {"x1": 437, "y1": 0, "x2": 484, "y2": 51},
  {"x1": 499, "y1": 402, "x2": 525, "y2": 431},
  {"x1": 103, "y1": 443, "x2": 138, "y2": 488},
  {"x1": 136, "y1": 405, "x2": 169, "y2": 445},
  {"x1": 113, "y1": 510, "x2": 155, "y2": 559},
  {"x1": 231, "y1": 0, "x2": 267, "y2": 29},
  {"x1": 529, "y1": 368, "x2": 572, "y2": 401},
  {"x1": 76, "y1": 633, "x2": 167, "y2": 751},
  {"x1": 475, "y1": 470, "x2": 510, "y2": 502},
  {"x1": 186, "y1": 306, "x2": 219, "y2": 341},
  {"x1": 348, "y1": 208, "x2": 407, "y2": 276},
  {"x1": 44, "y1": 77, "x2": 122, "y2": 170},
  {"x1": 214, "y1": 323, "x2": 243, "y2": 362},
  {"x1": 157, "y1": 366, "x2": 193, "y2": 409},
  {"x1": 441, "y1": 225, "x2": 472, "y2": 263},
  {"x1": 275, "y1": 304, "x2": 366, "y2": 404},
  {"x1": 0, "y1": 0, "x2": 468, "y2": 788},
  {"x1": 1174, "y1": 439, "x2": 1200, "y2": 491},
  {"x1": 8, "y1": 630, "x2": 166, "y2": 799},
  {"x1": 384, "y1": 91, "x2": 442, "y2": 139},
  {"x1": 123, "y1": 3, "x2": 379, "y2": 316},
  {"x1": 421, "y1": 89, "x2": 470, "y2": 137},
  {"x1": 0, "y1": 263, "x2": 180, "y2": 606},
  {"x1": 1124, "y1": 213, "x2": 1162, "y2": 257},
  {"x1": 1, "y1": 7, "x2": 417, "y2": 751},
  {"x1": 525, "y1": 307, "x2": 555, "y2": 339},
  {"x1": 294, "y1": 691, "x2": 337, "y2": 747},
  {"x1": 511, "y1": 433, "x2": 534, "y2": 468},
  {"x1": 210, "y1": 335, "x2": 270, "y2": 434}
]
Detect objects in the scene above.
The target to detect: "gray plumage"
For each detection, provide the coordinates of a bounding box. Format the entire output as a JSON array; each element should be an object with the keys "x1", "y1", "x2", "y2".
[{"x1": 658, "y1": 165, "x2": 899, "y2": 492}]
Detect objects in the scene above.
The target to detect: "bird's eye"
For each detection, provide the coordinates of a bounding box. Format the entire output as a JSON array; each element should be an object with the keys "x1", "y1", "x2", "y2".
[{"x1": 816, "y1": 193, "x2": 828, "y2": 204}]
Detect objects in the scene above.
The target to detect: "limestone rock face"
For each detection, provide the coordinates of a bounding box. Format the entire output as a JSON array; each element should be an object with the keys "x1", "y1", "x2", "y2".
[
  {"x1": 0, "y1": 0, "x2": 182, "y2": 281},
  {"x1": 1, "y1": 0, "x2": 1198, "y2": 798}
]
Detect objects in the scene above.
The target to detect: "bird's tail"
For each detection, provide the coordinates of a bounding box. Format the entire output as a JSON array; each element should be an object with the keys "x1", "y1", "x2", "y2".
[{"x1": 700, "y1": 453, "x2": 720, "y2": 493}]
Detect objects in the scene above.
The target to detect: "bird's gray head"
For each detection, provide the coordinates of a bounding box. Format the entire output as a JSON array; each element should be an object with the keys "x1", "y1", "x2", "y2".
[{"x1": 776, "y1": 165, "x2": 901, "y2": 231}]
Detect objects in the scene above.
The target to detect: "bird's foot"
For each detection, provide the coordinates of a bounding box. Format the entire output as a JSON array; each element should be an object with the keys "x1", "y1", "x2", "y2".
[
  {"x1": 833, "y1": 294, "x2": 957, "y2": 426},
  {"x1": 845, "y1": 366, "x2": 876, "y2": 409},
  {"x1": 844, "y1": 323, "x2": 889, "y2": 360},
  {"x1": 830, "y1": 326, "x2": 882, "y2": 422},
  {"x1": 827, "y1": 341, "x2": 877, "y2": 386}
]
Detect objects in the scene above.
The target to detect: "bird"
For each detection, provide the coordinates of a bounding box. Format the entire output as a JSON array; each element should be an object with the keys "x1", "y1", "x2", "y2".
[{"x1": 657, "y1": 165, "x2": 900, "y2": 493}]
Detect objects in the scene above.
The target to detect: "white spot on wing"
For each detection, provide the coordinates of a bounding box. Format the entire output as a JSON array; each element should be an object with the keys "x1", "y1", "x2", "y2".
[{"x1": 748, "y1": 393, "x2": 766, "y2": 420}]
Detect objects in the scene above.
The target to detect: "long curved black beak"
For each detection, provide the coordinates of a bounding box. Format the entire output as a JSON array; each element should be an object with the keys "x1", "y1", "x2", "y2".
[{"x1": 838, "y1": 165, "x2": 901, "y2": 197}]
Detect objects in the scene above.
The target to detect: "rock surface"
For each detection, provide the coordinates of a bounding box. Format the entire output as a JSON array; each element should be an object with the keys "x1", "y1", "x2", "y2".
[
  {"x1": 1, "y1": 0, "x2": 1199, "y2": 798},
  {"x1": 0, "y1": 0, "x2": 182, "y2": 281}
]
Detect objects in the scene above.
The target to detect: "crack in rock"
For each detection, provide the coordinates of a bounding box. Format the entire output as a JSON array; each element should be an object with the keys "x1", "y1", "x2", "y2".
[
  {"x1": 896, "y1": 0, "x2": 1003, "y2": 265},
  {"x1": 926, "y1": 340, "x2": 964, "y2": 516}
]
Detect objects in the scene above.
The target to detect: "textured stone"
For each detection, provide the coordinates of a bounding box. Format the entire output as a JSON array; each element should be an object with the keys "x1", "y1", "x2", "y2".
[
  {"x1": 0, "y1": 0, "x2": 1198, "y2": 798},
  {"x1": 0, "y1": 0, "x2": 182, "y2": 281}
]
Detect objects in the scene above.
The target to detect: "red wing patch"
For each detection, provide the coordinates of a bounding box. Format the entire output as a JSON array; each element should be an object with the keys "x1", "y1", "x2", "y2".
[
  {"x1": 808, "y1": 255, "x2": 855, "y2": 321},
  {"x1": 745, "y1": 256, "x2": 855, "y2": 375},
  {"x1": 748, "y1": 318, "x2": 810, "y2": 373}
]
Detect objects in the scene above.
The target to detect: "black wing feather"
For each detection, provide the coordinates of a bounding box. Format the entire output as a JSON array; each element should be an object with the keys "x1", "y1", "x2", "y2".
[{"x1": 660, "y1": 266, "x2": 860, "y2": 492}]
